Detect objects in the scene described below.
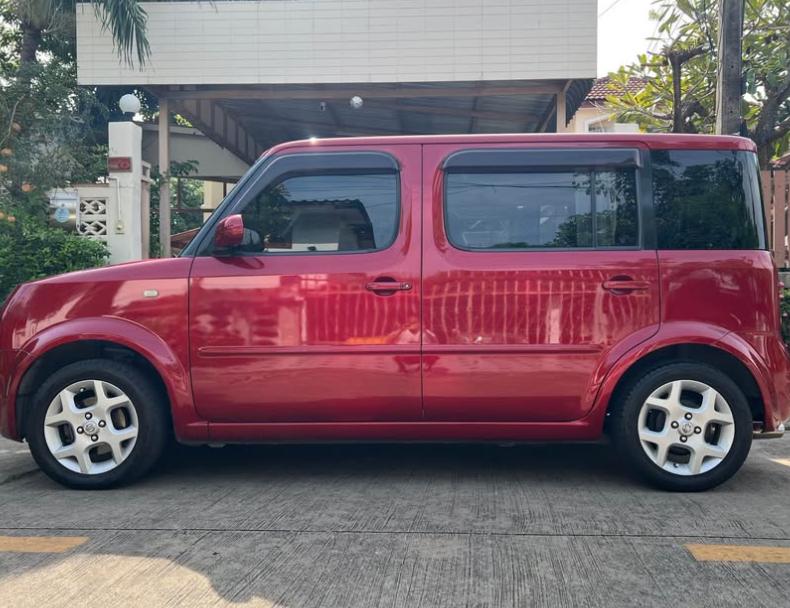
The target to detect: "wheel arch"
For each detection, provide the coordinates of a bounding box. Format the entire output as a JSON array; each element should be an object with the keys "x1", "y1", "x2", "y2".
[
  {"x1": 9, "y1": 317, "x2": 201, "y2": 441},
  {"x1": 602, "y1": 342, "x2": 766, "y2": 431},
  {"x1": 16, "y1": 340, "x2": 171, "y2": 439}
]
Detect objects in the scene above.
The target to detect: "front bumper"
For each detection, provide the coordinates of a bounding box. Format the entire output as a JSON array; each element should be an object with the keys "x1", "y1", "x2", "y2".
[{"x1": 0, "y1": 348, "x2": 25, "y2": 441}]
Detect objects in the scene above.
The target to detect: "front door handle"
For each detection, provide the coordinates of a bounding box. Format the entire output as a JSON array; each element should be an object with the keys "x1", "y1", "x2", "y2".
[
  {"x1": 366, "y1": 280, "x2": 413, "y2": 294},
  {"x1": 602, "y1": 278, "x2": 651, "y2": 294}
]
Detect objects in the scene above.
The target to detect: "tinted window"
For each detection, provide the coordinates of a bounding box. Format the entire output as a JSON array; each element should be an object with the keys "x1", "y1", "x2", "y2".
[
  {"x1": 652, "y1": 150, "x2": 766, "y2": 250},
  {"x1": 445, "y1": 169, "x2": 638, "y2": 250},
  {"x1": 238, "y1": 173, "x2": 398, "y2": 254}
]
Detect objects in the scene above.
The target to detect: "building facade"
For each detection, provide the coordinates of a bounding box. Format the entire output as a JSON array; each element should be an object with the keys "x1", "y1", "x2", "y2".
[
  {"x1": 78, "y1": 0, "x2": 598, "y2": 166},
  {"x1": 76, "y1": 0, "x2": 598, "y2": 253}
]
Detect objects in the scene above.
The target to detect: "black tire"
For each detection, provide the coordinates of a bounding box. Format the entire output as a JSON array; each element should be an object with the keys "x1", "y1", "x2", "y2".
[
  {"x1": 26, "y1": 359, "x2": 169, "y2": 489},
  {"x1": 609, "y1": 361, "x2": 753, "y2": 491}
]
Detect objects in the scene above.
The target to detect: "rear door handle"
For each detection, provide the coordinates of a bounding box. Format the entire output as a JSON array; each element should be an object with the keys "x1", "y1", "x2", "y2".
[
  {"x1": 366, "y1": 280, "x2": 413, "y2": 294},
  {"x1": 602, "y1": 278, "x2": 651, "y2": 294}
]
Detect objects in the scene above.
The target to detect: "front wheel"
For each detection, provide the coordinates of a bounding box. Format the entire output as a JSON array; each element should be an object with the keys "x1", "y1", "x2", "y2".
[
  {"x1": 26, "y1": 359, "x2": 169, "y2": 489},
  {"x1": 610, "y1": 362, "x2": 753, "y2": 491}
]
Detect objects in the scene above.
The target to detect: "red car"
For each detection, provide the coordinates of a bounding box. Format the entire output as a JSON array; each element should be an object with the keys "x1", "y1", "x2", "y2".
[{"x1": 1, "y1": 133, "x2": 787, "y2": 491}]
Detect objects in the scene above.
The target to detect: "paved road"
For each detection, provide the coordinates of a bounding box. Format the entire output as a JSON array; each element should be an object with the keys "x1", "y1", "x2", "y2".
[{"x1": 1, "y1": 435, "x2": 790, "y2": 607}]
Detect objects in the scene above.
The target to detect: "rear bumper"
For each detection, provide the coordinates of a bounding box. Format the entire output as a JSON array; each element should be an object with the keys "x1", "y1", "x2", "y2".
[
  {"x1": 753, "y1": 422, "x2": 785, "y2": 439},
  {"x1": 0, "y1": 350, "x2": 12, "y2": 439},
  {"x1": 772, "y1": 346, "x2": 790, "y2": 432},
  {"x1": 746, "y1": 332, "x2": 790, "y2": 433}
]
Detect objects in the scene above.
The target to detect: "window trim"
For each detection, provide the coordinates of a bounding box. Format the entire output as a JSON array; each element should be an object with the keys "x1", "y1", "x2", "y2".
[
  {"x1": 748, "y1": 153, "x2": 769, "y2": 250},
  {"x1": 443, "y1": 147, "x2": 642, "y2": 173},
  {"x1": 441, "y1": 148, "x2": 645, "y2": 253},
  {"x1": 192, "y1": 151, "x2": 402, "y2": 257}
]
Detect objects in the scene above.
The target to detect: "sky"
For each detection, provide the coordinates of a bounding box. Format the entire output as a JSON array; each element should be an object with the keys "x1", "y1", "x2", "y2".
[{"x1": 597, "y1": 0, "x2": 659, "y2": 76}]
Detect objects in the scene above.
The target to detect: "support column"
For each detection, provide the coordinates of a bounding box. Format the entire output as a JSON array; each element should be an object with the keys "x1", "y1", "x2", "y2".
[
  {"x1": 555, "y1": 91, "x2": 567, "y2": 133},
  {"x1": 107, "y1": 121, "x2": 143, "y2": 264},
  {"x1": 158, "y1": 99, "x2": 171, "y2": 257}
]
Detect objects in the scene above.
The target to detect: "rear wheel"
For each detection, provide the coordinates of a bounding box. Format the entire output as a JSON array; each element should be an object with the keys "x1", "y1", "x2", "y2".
[
  {"x1": 26, "y1": 359, "x2": 168, "y2": 489},
  {"x1": 610, "y1": 361, "x2": 753, "y2": 491}
]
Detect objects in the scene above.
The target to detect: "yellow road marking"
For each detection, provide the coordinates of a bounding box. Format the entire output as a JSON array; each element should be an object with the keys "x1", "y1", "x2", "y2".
[
  {"x1": 0, "y1": 535, "x2": 88, "y2": 553},
  {"x1": 771, "y1": 458, "x2": 790, "y2": 467},
  {"x1": 686, "y1": 543, "x2": 790, "y2": 563}
]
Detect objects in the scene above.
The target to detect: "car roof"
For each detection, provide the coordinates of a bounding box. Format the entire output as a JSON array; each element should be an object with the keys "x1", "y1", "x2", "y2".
[{"x1": 266, "y1": 132, "x2": 757, "y2": 155}]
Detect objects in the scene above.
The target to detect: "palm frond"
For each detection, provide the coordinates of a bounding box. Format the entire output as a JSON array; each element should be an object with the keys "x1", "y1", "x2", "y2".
[{"x1": 91, "y1": 0, "x2": 150, "y2": 66}]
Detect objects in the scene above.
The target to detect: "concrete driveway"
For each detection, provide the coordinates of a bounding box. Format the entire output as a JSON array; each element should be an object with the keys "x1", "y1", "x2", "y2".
[{"x1": 1, "y1": 435, "x2": 790, "y2": 607}]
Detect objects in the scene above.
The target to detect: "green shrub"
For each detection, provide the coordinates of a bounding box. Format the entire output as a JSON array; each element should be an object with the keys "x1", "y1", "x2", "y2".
[{"x1": 0, "y1": 215, "x2": 108, "y2": 300}]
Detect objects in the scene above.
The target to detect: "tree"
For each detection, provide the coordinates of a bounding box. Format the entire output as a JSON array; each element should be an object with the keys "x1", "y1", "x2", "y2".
[
  {"x1": 13, "y1": 0, "x2": 149, "y2": 71},
  {"x1": 1, "y1": 0, "x2": 152, "y2": 202},
  {"x1": 0, "y1": 0, "x2": 151, "y2": 295},
  {"x1": 607, "y1": 0, "x2": 790, "y2": 165},
  {"x1": 2, "y1": 0, "x2": 151, "y2": 150},
  {"x1": 148, "y1": 160, "x2": 202, "y2": 258}
]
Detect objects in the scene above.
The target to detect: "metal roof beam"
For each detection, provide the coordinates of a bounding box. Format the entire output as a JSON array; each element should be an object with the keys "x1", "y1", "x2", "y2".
[
  {"x1": 163, "y1": 83, "x2": 564, "y2": 102},
  {"x1": 370, "y1": 101, "x2": 541, "y2": 124},
  {"x1": 241, "y1": 116, "x2": 429, "y2": 137},
  {"x1": 172, "y1": 98, "x2": 259, "y2": 164}
]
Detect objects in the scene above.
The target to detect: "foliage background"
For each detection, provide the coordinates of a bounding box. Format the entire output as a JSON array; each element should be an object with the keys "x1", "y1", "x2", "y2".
[
  {"x1": 0, "y1": 216, "x2": 108, "y2": 299},
  {"x1": 0, "y1": 1, "x2": 119, "y2": 298},
  {"x1": 0, "y1": 0, "x2": 167, "y2": 297},
  {"x1": 148, "y1": 160, "x2": 203, "y2": 258},
  {"x1": 607, "y1": 0, "x2": 789, "y2": 165}
]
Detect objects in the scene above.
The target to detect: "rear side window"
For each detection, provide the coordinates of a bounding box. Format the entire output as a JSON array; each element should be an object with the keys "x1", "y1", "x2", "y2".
[
  {"x1": 445, "y1": 169, "x2": 638, "y2": 250},
  {"x1": 238, "y1": 173, "x2": 398, "y2": 254},
  {"x1": 651, "y1": 149, "x2": 766, "y2": 250}
]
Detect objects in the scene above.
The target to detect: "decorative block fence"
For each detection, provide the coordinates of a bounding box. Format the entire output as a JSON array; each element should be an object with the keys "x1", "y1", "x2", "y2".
[{"x1": 764, "y1": 169, "x2": 790, "y2": 270}]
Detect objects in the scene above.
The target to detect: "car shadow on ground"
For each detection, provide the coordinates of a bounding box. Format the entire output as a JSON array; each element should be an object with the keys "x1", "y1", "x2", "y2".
[{"x1": 157, "y1": 440, "x2": 627, "y2": 483}]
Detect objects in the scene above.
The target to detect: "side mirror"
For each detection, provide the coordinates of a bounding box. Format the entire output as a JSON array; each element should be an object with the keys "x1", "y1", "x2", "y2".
[{"x1": 213, "y1": 214, "x2": 244, "y2": 252}]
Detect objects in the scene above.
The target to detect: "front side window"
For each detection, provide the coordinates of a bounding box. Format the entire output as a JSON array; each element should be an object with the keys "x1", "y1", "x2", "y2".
[
  {"x1": 445, "y1": 169, "x2": 638, "y2": 250},
  {"x1": 237, "y1": 172, "x2": 398, "y2": 254},
  {"x1": 652, "y1": 149, "x2": 766, "y2": 250}
]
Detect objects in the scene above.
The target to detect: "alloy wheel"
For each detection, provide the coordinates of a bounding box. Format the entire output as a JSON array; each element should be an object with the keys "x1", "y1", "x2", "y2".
[
  {"x1": 42, "y1": 379, "x2": 139, "y2": 475},
  {"x1": 637, "y1": 379, "x2": 735, "y2": 476}
]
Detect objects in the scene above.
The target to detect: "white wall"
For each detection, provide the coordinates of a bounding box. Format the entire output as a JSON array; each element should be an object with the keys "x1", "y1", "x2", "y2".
[
  {"x1": 77, "y1": 0, "x2": 597, "y2": 86},
  {"x1": 140, "y1": 125, "x2": 250, "y2": 180},
  {"x1": 568, "y1": 105, "x2": 641, "y2": 133}
]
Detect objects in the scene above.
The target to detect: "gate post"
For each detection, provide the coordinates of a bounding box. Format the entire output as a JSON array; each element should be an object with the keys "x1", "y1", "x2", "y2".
[{"x1": 107, "y1": 121, "x2": 144, "y2": 264}]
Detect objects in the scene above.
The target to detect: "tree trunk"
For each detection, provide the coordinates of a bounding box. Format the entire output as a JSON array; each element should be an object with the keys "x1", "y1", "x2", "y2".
[
  {"x1": 670, "y1": 55, "x2": 684, "y2": 133},
  {"x1": 752, "y1": 127, "x2": 776, "y2": 169},
  {"x1": 666, "y1": 45, "x2": 707, "y2": 133},
  {"x1": 756, "y1": 145, "x2": 771, "y2": 169},
  {"x1": 19, "y1": 22, "x2": 42, "y2": 69}
]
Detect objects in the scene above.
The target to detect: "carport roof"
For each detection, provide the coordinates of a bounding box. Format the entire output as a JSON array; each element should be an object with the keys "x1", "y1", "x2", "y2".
[{"x1": 149, "y1": 79, "x2": 593, "y2": 165}]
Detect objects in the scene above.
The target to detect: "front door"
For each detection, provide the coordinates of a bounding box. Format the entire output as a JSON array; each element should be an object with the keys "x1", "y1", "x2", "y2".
[
  {"x1": 189, "y1": 145, "x2": 422, "y2": 422},
  {"x1": 421, "y1": 143, "x2": 660, "y2": 422}
]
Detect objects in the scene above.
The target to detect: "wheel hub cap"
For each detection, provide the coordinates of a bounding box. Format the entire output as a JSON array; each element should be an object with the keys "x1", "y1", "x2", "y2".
[
  {"x1": 637, "y1": 379, "x2": 735, "y2": 476},
  {"x1": 42, "y1": 379, "x2": 139, "y2": 475}
]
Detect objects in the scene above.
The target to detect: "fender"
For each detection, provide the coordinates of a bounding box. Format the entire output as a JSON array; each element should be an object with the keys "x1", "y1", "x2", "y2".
[
  {"x1": 583, "y1": 321, "x2": 777, "y2": 433},
  {"x1": 713, "y1": 330, "x2": 785, "y2": 430},
  {"x1": 8, "y1": 316, "x2": 207, "y2": 442}
]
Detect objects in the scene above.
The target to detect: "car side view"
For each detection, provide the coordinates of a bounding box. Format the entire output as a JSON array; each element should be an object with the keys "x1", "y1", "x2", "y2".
[{"x1": 1, "y1": 133, "x2": 787, "y2": 491}]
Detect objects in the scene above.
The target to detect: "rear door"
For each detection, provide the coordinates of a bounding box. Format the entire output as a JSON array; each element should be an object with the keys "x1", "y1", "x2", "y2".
[
  {"x1": 189, "y1": 145, "x2": 422, "y2": 422},
  {"x1": 421, "y1": 143, "x2": 660, "y2": 422}
]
